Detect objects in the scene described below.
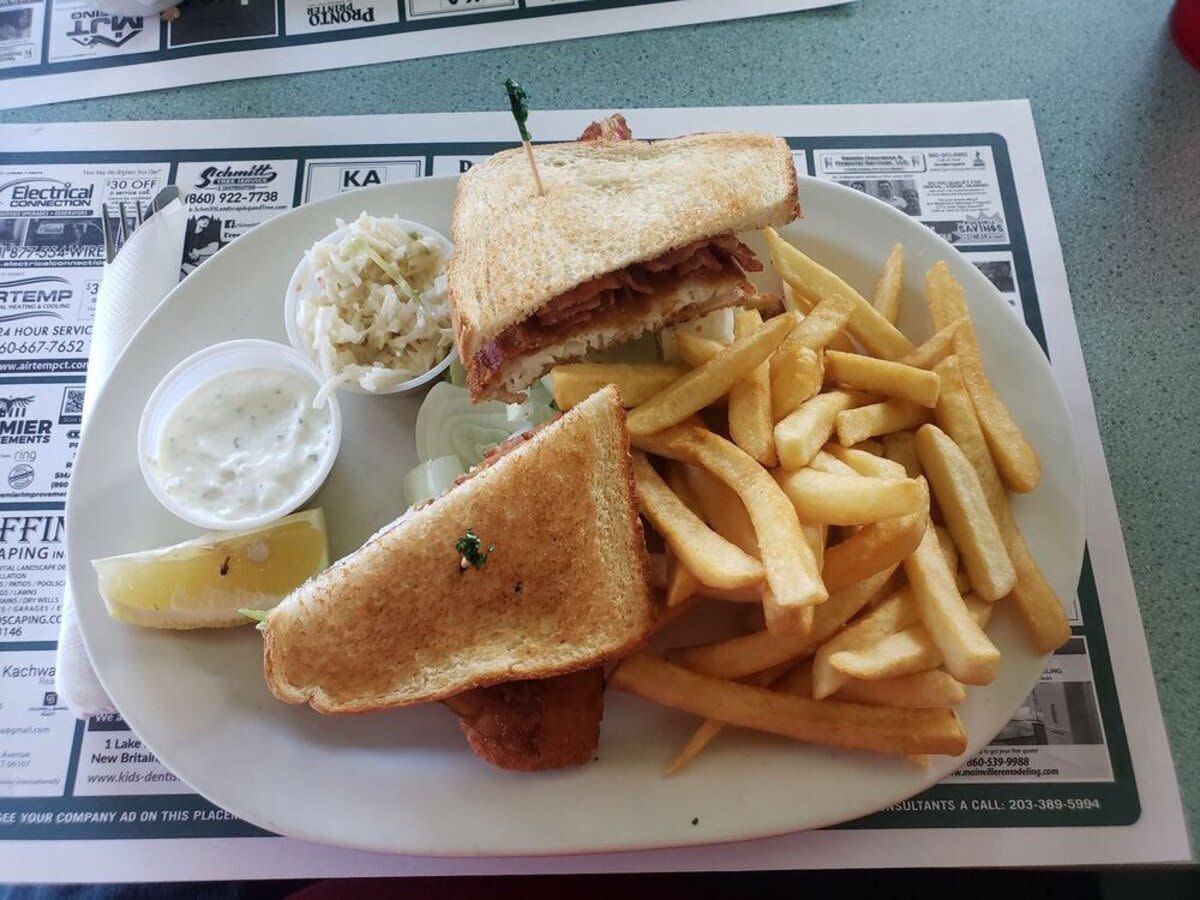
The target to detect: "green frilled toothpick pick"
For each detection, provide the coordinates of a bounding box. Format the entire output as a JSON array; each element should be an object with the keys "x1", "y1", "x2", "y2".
[{"x1": 504, "y1": 78, "x2": 545, "y2": 196}]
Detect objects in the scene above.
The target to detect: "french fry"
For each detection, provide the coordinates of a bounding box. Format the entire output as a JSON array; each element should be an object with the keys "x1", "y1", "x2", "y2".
[
  {"x1": 627, "y1": 313, "x2": 797, "y2": 436},
  {"x1": 651, "y1": 594, "x2": 696, "y2": 636},
  {"x1": 775, "y1": 468, "x2": 925, "y2": 525},
  {"x1": 769, "y1": 344, "x2": 824, "y2": 421},
  {"x1": 674, "y1": 567, "x2": 898, "y2": 679},
  {"x1": 829, "y1": 596, "x2": 993, "y2": 680},
  {"x1": 923, "y1": 262, "x2": 971, "y2": 332},
  {"x1": 871, "y1": 243, "x2": 905, "y2": 324},
  {"x1": 772, "y1": 661, "x2": 813, "y2": 695},
  {"x1": 632, "y1": 452, "x2": 764, "y2": 590},
  {"x1": 675, "y1": 331, "x2": 724, "y2": 367},
  {"x1": 836, "y1": 399, "x2": 930, "y2": 447},
  {"x1": 549, "y1": 363, "x2": 686, "y2": 410},
  {"x1": 812, "y1": 589, "x2": 921, "y2": 698},
  {"x1": 762, "y1": 583, "x2": 814, "y2": 635},
  {"x1": 852, "y1": 439, "x2": 885, "y2": 456},
  {"x1": 646, "y1": 552, "x2": 669, "y2": 592},
  {"x1": 664, "y1": 554, "x2": 763, "y2": 608},
  {"x1": 735, "y1": 612, "x2": 765, "y2": 642},
  {"x1": 780, "y1": 662, "x2": 966, "y2": 709},
  {"x1": 665, "y1": 558, "x2": 699, "y2": 608},
  {"x1": 662, "y1": 468, "x2": 704, "y2": 607},
  {"x1": 954, "y1": 569, "x2": 972, "y2": 595},
  {"x1": 787, "y1": 294, "x2": 856, "y2": 351},
  {"x1": 836, "y1": 670, "x2": 966, "y2": 709},
  {"x1": 825, "y1": 350, "x2": 941, "y2": 408},
  {"x1": 633, "y1": 426, "x2": 826, "y2": 631},
  {"x1": 883, "y1": 430, "x2": 922, "y2": 478},
  {"x1": 824, "y1": 443, "x2": 908, "y2": 479},
  {"x1": 775, "y1": 389, "x2": 867, "y2": 469},
  {"x1": 763, "y1": 228, "x2": 917, "y2": 360},
  {"x1": 728, "y1": 309, "x2": 777, "y2": 466},
  {"x1": 704, "y1": 584, "x2": 766, "y2": 603},
  {"x1": 899, "y1": 317, "x2": 966, "y2": 370},
  {"x1": 781, "y1": 284, "x2": 855, "y2": 353},
  {"x1": 915, "y1": 424, "x2": 1016, "y2": 602},
  {"x1": 935, "y1": 525, "x2": 959, "y2": 574},
  {"x1": 770, "y1": 292, "x2": 855, "y2": 421},
  {"x1": 809, "y1": 448, "x2": 861, "y2": 477},
  {"x1": 934, "y1": 357, "x2": 1070, "y2": 651},
  {"x1": 802, "y1": 523, "x2": 826, "y2": 572},
  {"x1": 611, "y1": 653, "x2": 967, "y2": 757},
  {"x1": 822, "y1": 479, "x2": 929, "y2": 591},
  {"x1": 665, "y1": 663, "x2": 792, "y2": 775},
  {"x1": 682, "y1": 463, "x2": 760, "y2": 557},
  {"x1": 902, "y1": 523, "x2": 1000, "y2": 685},
  {"x1": 960, "y1": 348, "x2": 1041, "y2": 493},
  {"x1": 925, "y1": 262, "x2": 1040, "y2": 492},
  {"x1": 781, "y1": 278, "x2": 811, "y2": 313}
]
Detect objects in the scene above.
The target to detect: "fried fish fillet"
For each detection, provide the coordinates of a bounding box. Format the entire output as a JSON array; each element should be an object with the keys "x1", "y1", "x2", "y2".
[{"x1": 443, "y1": 668, "x2": 605, "y2": 771}]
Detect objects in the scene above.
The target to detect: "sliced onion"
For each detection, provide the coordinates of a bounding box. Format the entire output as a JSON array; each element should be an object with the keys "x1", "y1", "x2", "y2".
[
  {"x1": 402, "y1": 455, "x2": 466, "y2": 509},
  {"x1": 686, "y1": 308, "x2": 736, "y2": 344},
  {"x1": 415, "y1": 382, "x2": 530, "y2": 467},
  {"x1": 444, "y1": 354, "x2": 468, "y2": 387}
]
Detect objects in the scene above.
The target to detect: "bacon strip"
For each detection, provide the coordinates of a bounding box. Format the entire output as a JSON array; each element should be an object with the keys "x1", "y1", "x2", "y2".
[{"x1": 474, "y1": 233, "x2": 761, "y2": 387}]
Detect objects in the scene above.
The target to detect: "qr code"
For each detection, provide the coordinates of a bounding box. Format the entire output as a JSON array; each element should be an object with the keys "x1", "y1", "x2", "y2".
[
  {"x1": 63, "y1": 388, "x2": 84, "y2": 416},
  {"x1": 58, "y1": 386, "x2": 85, "y2": 425}
]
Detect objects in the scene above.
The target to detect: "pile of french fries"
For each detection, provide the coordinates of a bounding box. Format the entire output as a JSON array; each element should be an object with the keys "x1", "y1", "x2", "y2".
[{"x1": 548, "y1": 228, "x2": 1071, "y2": 773}]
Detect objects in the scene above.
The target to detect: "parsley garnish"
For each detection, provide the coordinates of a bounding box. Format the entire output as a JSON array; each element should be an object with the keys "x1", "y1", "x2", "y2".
[{"x1": 455, "y1": 528, "x2": 491, "y2": 570}]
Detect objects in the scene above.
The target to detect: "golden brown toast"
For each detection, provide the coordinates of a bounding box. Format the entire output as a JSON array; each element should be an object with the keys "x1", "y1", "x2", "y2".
[{"x1": 261, "y1": 385, "x2": 654, "y2": 713}]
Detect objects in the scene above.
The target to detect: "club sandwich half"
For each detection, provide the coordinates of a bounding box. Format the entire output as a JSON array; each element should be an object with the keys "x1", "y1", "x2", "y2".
[
  {"x1": 260, "y1": 386, "x2": 655, "y2": 766},
  {"x1": 448, "y1": 121, "x2": 800, "y2": 401}
]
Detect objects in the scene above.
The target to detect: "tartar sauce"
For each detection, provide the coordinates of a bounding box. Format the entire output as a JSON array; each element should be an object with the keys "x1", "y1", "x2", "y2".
[{"x1": 149, "y1": 368, "x2": 333, "y2": 525}]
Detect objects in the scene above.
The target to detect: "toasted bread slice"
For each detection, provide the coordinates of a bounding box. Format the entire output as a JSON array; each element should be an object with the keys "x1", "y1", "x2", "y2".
[
  {"x1": 449, "y1": 130, "x2": 799, "y2": 400},
  {"x1": 261, "y1": 385, "x2": 654, "y2": 713}
]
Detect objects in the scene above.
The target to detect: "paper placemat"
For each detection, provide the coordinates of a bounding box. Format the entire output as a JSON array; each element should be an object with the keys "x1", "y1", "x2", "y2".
[
  {"x1": 0, "y1": 101, "x2": 1187, "y2": 881},
  {"x1": 0, "y1": 0, "x2": 851, "y2": 110}
]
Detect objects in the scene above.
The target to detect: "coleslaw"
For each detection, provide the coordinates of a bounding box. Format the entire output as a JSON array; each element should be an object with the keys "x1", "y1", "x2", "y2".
[{"x1": 294, "y1": 212, "x2": 454, "y2": 404}]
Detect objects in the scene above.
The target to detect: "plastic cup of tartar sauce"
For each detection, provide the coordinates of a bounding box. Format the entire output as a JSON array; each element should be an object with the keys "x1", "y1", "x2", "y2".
[
  {"x1": 137, "y1": 339, "x2": 342, "y2": 532},
  {"x1": 284, "y1": 217, "x2": 456, "y2": 398}
]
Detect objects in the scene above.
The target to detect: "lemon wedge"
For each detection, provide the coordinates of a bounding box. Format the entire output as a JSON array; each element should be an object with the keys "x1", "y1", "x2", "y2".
[{"x1": 92, "y1": 509, "x2": 328, "y2": 629}]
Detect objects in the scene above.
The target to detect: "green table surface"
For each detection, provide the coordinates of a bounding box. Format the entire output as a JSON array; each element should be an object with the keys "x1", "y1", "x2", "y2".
[{"x1": 2, "y1": 0, "x2": 1197, "y2": 853}]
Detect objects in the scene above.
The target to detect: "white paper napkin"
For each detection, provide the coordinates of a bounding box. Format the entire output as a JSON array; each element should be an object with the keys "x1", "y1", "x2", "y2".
[{"x1": 56, "y1": 198, "x2": 188, "y2": 718}]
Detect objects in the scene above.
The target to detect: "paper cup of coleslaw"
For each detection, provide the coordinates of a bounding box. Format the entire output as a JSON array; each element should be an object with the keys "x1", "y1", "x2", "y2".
[{"x1": 285, "y1": 212, "x2": 456, "y2": 404}]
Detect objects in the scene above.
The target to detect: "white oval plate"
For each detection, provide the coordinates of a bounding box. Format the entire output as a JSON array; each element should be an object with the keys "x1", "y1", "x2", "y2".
[{"x1": 67, "y1": 176, "x2": 1083, "y2": 857}]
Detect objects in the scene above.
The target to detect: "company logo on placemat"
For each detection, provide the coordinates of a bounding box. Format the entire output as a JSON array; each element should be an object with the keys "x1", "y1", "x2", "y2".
[
  {"x1": 0, "y1": 396, "x2": 52, "y2": 447},
  {"x1": 0, "y1": 178, "x2": 94, "y2": 211},
  {"x1": 66, "y1": 11, "x2": 144, "y2": 49},
  {"x1": 7, "y1": 463, "x2": 34, "y2": 490},
  {"x1": 194, "y1": 164, "x2": 278, "y2": 190},
  {"x1": 340, "y1": 167, "x2": 384, "y2": 189},
  {"x1": 0, "y1": 396, "x2": 34, "y2": 419},
  {"x1": 926, "y1": 212, "x2": 1009, "y2": 245},
  {"x1": 306, "y1": 0, "x2": 377, "y2": 27},
  {"x1": 0, "y1": 276, "x2": 72, "y2": 313}
]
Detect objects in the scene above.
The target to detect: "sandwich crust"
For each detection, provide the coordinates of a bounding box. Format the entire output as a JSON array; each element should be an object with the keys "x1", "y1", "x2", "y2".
[{"x1": 261, "y1": 385, "x2": 654, "y2": 714}]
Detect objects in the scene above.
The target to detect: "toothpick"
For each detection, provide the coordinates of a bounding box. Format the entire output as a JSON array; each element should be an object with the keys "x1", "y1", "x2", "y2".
[{"x1": 504, "y1": 78, "x2": 545, "y2": 196}]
